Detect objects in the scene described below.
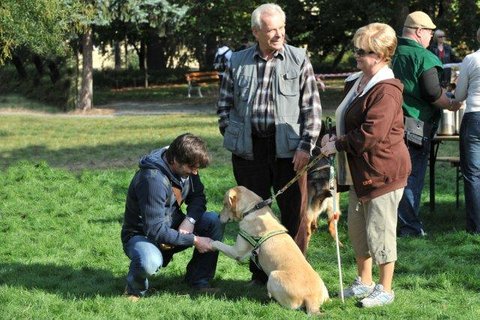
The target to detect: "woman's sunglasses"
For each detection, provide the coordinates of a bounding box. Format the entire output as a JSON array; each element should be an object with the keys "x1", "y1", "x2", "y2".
[{"x1": 353, "y1": 47, "x2": 375, "y2": 57}]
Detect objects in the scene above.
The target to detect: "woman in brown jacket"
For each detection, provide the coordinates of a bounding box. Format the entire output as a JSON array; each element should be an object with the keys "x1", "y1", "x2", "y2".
[{"x1": 321, "y1": 23, "x2": 411, "y2": 308}]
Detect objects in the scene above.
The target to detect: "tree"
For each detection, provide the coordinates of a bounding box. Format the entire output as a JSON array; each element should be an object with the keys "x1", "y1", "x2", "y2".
[
  {"x1": 0, "y1": 0, "x2": 72, "y2": 65},
  {"x1": 179, "y1": 1, "x2": 257, "y2": 71}
]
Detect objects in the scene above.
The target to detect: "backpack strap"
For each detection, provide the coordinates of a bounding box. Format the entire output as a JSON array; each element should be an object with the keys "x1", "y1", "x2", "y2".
[
  {"x1": 172, "y1": 186, "x2": 183, "y2": 206},
  {"x1": 157, "y1": 167, "x2": 183, "y2": 208}
]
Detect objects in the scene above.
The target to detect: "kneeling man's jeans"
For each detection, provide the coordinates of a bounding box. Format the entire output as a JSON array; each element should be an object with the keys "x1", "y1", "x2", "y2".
[{"x1": 123, "y1": 211, "x2": 223, "y2": 296}]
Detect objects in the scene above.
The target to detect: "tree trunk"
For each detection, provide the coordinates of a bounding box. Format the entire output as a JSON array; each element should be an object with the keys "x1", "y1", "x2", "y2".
[
  {"x1": 47, "y1": 60, "x2": 60, "y2": 84},
  {"x1": 138, "y1": 40, "x2": 145, "y2": 70},
  {"x1": 32, "y1": 55, "x2": 44, "y2": 75},
  {"x1": 331, "y1": 44, "x2": 347, "y2": 70},
  {"x1": 392, "y1": 2, "x2": 409, "y2": 34},
  {"x1": 11, "y1": 55, "x2": 27, "y2": 78},
  {"x1": 77, "y1": 28, "x2": 93, "y2": 111},
  {"x1": 114, "y1": 41, "x2": 121, "y2": 70},
  {"x1": 204, "y1": 34, "x2": 217, "y2": 71},
  {"x1": 124, "y1": 39, "x2": 128, "y2": 68},
  {"x1": 144, "y1": 44, "x2": 148, "y2": 88},
  {"x1": 146, "y1": 31, "x2": 166, "y2": 71}
]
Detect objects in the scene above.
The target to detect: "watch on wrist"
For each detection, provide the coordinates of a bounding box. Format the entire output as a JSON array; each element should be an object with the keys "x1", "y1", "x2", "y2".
[{"x1": 186, "y1": 216, "x2": 196, "y2": 225}]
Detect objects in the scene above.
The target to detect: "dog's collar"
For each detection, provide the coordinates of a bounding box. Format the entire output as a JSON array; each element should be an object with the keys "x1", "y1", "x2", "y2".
[{"x1": 242, "y1": 198, "x2": 272, "y2": 217}]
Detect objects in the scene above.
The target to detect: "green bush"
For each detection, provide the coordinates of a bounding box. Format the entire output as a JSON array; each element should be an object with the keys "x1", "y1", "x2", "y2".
[{"x1": 0, "y1": 64, "x2": 73, "y2": 110}]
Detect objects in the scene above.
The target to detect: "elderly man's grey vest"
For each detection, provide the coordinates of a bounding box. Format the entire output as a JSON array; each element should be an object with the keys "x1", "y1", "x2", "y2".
[{"x1": 223, "y1": 44, "x2": 306, "y2": 160}]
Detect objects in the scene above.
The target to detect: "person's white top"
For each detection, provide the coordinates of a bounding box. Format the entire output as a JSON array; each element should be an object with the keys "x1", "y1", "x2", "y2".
[
  {"x1": 455, "y1": 49, "x2": 480, "y2": 113},
  {"x1": 214, "y1": 46, "x2": 232, "y2": 76},
  {"x1": 216, "y1": 46, "x2": 232, "y2": 59}
]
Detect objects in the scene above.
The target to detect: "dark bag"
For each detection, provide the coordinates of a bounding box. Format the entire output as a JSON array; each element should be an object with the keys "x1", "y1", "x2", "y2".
[{"x1": 404, "y1": 116, "x2": 432, "y2": 147}]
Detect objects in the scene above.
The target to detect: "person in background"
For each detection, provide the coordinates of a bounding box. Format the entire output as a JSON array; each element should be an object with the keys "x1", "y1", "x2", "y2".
[
  {"x1": 121, "y1": 133, "x2": 223, "y2": 300},
  {"x1": 214, "y1": 43, "x2": 233, "y2": 82},
  {"x1": 392, "y1": 11, "x2": 462, "y2": 237},
  {"x1": 452, "y1": 27, "x2": 480, "y2": 234},
  {"x1": 321, "y1": 22, "x2": 410, "y2": 308},
  {"x1": 217, "y1": 3, "x2": 321, "y2": 286},
  {"x1": 429, "y1": 29, "x2": 461, "y2": 87},
  {"x1": 235, "y1": 36, "x2": 250, "y2": 51}
]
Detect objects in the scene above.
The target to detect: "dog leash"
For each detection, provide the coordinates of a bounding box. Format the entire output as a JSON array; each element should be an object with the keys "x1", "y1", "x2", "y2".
[
  {"x1": 326, "y1": 117, "x2": 345, "y2": 303},
  {"x1": 242, "y1": 151, "x2": 327, "y2": 217}
]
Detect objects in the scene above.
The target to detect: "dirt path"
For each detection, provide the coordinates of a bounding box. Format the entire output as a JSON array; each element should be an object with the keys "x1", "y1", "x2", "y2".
[
  {"x1": 94, "y1": 101, "x2": 217, "y2": 116},
  {"x1": 0, "y1": 95, "x2": 337, "y2": 117}
]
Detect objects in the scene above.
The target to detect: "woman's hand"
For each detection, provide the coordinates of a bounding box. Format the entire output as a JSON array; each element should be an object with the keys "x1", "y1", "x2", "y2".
[
  {"x1": 321, "y1": 134, "x2": 336, "y2": 147},
  {"x1": 321, "y1": 136, "x2": 338, "y2": 156}
]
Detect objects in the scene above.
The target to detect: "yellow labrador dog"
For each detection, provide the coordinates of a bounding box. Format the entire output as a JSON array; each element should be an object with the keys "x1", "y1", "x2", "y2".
[{"x1": 212, "y1": 186, "x2": 329, "y2": 315}]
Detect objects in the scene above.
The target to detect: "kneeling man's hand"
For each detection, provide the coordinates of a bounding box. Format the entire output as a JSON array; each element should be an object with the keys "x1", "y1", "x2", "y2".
[{"x1": 193, "y1": 236, "x2": 214, "y2": 253}]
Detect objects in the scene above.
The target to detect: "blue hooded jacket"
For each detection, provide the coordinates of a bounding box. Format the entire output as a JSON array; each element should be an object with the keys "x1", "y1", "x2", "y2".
[{"x1": 121, "y1": 147, "x2": 207, "y2": 247}]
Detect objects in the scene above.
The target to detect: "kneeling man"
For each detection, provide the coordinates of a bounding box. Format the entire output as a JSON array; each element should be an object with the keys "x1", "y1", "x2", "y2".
[{"x1": 121, "y1": 133, "x2": 223, "y2": 299}]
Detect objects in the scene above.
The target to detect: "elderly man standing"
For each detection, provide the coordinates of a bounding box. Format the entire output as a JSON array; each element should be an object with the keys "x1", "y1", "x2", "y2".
[
  {"x1": 216, "y1": 3, "x2": 321, "y2": 285},
  {"x1": 392, "y1": 11, "x2": 462, "y2": 237}
]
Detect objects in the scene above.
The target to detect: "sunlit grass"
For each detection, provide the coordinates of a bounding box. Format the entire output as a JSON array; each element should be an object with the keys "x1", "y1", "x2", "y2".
[{"x1": 1, "y1": 98, "x2": 479, "y2": 319}]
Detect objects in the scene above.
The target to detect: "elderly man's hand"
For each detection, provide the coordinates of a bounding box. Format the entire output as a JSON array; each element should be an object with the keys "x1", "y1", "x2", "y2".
[{"x1": 293, "y1": 150, "x2": 310, "y2": 171}]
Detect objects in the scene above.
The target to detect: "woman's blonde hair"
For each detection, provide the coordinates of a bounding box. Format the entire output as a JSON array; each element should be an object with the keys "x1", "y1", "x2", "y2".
[{"x1": 353, "y1": 23, "x2": 397, "y2": 63}]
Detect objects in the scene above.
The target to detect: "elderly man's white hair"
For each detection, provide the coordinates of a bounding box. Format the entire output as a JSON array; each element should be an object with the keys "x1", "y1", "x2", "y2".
[{"x1": 251, "y1": 3, "x2": 286, "y2": 29}]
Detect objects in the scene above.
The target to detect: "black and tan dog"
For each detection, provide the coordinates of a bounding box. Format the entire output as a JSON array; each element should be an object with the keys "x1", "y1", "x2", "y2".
[
  {"x1": 294, "y1": 127, "x2": 342, "y2": 255},
  {"x1": 212, "y1": 186, "x2": 329, "y2": 315}
]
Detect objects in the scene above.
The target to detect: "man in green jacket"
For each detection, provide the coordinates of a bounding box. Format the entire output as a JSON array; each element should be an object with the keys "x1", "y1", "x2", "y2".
[{"x1": 392, "y1": 11, "x2": 462, "y2": 237}]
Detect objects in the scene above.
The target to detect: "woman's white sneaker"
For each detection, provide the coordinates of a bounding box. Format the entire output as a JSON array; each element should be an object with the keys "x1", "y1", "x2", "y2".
[
  {"x1": 341, "y1": 276, "x2": 375, "y2": 299},
  {"x1": 360, "y1": 284, "x2": 394, "y2": 307}
]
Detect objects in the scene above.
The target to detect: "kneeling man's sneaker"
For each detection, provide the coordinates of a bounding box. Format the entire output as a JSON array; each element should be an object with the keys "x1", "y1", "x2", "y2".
[
  {"x1": 123, "y1": 286, "x2": 140, "y2": 302},
  {"x1": 341, "y1": 276, "x2": 375, "y2": 299},
  {"x1": 360, "y1": 284, "x2": 394, "y2": 308}
]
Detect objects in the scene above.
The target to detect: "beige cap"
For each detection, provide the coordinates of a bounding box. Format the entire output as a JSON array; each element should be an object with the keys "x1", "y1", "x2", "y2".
[{"x1": 404, "y1": 11, "x2": 436, "y2": 29}]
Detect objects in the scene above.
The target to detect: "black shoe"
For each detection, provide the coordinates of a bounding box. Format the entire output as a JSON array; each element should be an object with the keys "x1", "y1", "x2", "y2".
[{"x1": 398, "y1": 229, "x2": 427, "y2": 238}]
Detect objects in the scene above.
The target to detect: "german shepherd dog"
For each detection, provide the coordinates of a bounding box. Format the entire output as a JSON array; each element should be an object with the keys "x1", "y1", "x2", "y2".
[{"x1": 294, "y1": 123, "x2": 341, "y2": 255}]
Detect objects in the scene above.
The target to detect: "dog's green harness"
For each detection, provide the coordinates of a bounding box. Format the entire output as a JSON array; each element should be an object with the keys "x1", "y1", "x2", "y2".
[{"x1": 238, "y1": 228, "x2": 288, "y2": 270}]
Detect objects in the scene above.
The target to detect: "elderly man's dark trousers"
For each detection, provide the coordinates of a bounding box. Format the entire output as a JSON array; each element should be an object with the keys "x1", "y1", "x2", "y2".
[{"x1": 232, "y1": 135, "x2": 306, "y2": 283}]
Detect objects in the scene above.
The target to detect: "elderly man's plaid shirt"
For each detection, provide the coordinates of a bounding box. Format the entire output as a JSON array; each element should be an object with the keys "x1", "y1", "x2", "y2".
[{"x1": 217, "y1": 47, "x2": 322, "y2": 154}]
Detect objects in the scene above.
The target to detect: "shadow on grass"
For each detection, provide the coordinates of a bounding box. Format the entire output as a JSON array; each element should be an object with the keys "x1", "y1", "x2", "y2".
[
  {"x1": 0, "y1": 262, "x2": 122, "y2": 298},
  {"x1": 150, "y1": 275, "x2": 273, "y2": 304},
  {"x1": 0, "y1": 140, "x2": 189, "y2": 171},
  {"x1": 0, "y1": 127, "x2": 227, "y2": 171},
  {"x1": 0, "y1": 261, "x2": 273, "y2": 304}
]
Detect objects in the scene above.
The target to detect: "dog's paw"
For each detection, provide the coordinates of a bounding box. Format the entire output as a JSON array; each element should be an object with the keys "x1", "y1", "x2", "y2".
[{"x1": 211, "y1": 240, "x2": 220, "y2": 251}]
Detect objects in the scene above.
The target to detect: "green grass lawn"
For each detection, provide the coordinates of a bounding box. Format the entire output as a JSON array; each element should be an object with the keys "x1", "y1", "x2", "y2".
[{"x1": 1, "y1": 96, "x2": 479, "y2": 319}]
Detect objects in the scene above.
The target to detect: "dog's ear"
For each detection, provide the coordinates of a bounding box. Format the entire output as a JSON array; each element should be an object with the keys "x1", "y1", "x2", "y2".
[{"x1": 228, "y1": 188, "x2": 238, "y2": 212}]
